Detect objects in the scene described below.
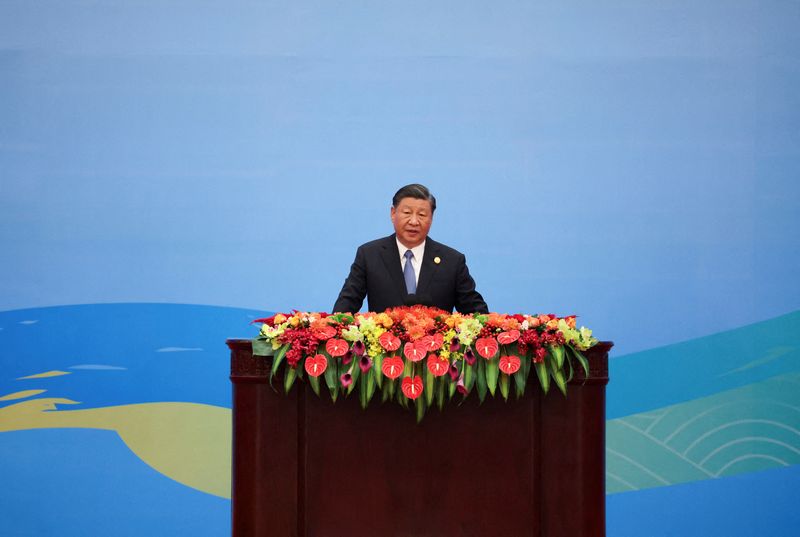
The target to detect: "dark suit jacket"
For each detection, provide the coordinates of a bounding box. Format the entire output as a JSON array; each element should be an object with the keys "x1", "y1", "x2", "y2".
[{"x1": 332, "y1": 234, "x2": 488, "y2": 314}]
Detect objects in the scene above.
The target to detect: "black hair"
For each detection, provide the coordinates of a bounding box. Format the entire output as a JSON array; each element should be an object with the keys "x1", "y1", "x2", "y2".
[{"x1": 392, "y1": 184, "x2": 437, "y2": 212}]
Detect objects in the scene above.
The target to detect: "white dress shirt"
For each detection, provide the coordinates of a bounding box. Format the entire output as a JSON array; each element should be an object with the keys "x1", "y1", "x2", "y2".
[{"x1": 396, "y1": 237, "x2": 425, "y2": 286}]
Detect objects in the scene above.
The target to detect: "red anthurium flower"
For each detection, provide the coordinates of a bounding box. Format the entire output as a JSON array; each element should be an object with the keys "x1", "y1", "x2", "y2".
[
  {"x1": 499, "y1": 354, "x2": 521, "y2": 375},
  {"x1": 312, "y1": 325, "x2": 337, "y2": 341},
  {"x1": 401, "y1": 376, "x2": 424, "y2": 400},
  {"x1": 426, "y1": 355, "x2": 449, "y2": 377},
  {"x1": 304, "y1": 354, "x2": 328, "y2": 377},
  {"x1": 325, "y1": 338, "x2": 349, "y2": 357},
  {"x1": 475, "y1": 337, "x2": 499, "y2": 359},
  {"x1": 417, "y1": 333, "x2": 444, "y2": 352},
  {"x1": 358, "y1": 355, "x2": 372, "y2": 373},
  {"x1": 379, "y1": 332, "x2": 401, "y2": 351},
  {"x1": 381, "y1": 356, "x2": 404, "y2": 379},
  {"x1": 497, "y1": 330, "x2": 520, "y2": 345},
  {"x1": 403, "y1": 341, "x2": 426, "y2": 362}
]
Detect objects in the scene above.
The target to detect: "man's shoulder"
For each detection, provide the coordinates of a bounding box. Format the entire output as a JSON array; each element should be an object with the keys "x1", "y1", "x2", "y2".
[
  {"x1": 357, "y1": 235, "x2": 395, "y2": 250},
  {"x1": 425, "y1": 237, "x2": 465, "y2": 260}
]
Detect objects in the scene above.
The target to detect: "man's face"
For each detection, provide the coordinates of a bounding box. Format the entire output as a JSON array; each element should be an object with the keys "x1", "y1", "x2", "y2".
[{"x1": 391, "y1": 197, "x2": 433, "y2": 249}]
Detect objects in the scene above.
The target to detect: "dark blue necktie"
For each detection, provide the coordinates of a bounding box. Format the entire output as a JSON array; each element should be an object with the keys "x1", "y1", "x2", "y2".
[{"x1": 403, "y1": 250, "x2": 416, "y2": 294}]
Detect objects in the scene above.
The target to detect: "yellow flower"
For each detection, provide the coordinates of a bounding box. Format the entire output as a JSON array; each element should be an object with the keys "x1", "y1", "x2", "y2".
[
  {"x1": 376, "y1": 313, "x2": 393, "y2": 328},
  {"x1": 273, "y1": 314, "x2": 287, "y2": 324}
]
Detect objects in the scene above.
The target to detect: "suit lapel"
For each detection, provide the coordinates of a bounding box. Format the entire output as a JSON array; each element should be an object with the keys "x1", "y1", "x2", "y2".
[
  {"x1": 416, "y1": 238, "x2": 441, "y2": 297},
  {"x1": 379, "y1": 235, "x2": 407, "y2": 298}
]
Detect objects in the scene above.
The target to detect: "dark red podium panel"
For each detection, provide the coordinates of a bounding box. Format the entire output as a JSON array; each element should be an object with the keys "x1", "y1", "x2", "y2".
[{"x1": 228, "y1": 339, "x2": 611, "y2": 537}]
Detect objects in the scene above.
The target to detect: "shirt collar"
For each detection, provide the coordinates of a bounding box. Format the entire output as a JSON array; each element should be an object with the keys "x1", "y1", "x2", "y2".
[{"x1": 396, "y1": 236, "x2": 426, "y2": 263}]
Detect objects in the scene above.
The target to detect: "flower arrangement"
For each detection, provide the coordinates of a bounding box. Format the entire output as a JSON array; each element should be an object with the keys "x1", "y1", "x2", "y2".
[{"x1": 252, "y1": 306, "x2": 598, "y2": 421}]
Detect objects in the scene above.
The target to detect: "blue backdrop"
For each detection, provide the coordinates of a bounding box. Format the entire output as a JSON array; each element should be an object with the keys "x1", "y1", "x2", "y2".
[{"x1": 2, "y1": 1, "x2": 799, "y2": 535}]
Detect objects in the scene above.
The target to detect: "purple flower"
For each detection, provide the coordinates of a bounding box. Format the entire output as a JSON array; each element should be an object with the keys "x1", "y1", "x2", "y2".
[
  {"x1": 342, "y1": 350, "x2": 353, "y2": 365},
  {"x1": 450, "y1": 341, "x2": 461, "y2": 353},
  {"x1": 456, "y1": 374, "x2": 468, "y2": 395},
  {"x1": 340, "y1": 372, "x2": 353, "y2": 388},
  {"x1": 358, "y1": 355, "x2": 373, "y2": 373},
  {"x1": 448, "y1": 362, "x2": 459, "y2": 381},
  {"x1": 353, "y1": 340, "x2": 366, "y2": 356},
  {"x1": 464, "y1": 347, "x2": 476, "y2": 366}
]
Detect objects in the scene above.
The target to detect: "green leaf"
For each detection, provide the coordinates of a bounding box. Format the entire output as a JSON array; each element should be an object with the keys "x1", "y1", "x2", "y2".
[
  {"x1": 283, "y1": 366, "x2": 297, "y2": 393},
  {"x1": 535, "y1": 361, "x2": 550, "y2": 394},
  {"x1": 387, "y1": 379, "x2": 396, "y2": 400},
  {"x1": 476, "y1": 358, "x2": 488, "y2": 403},
  {"x1": 464, "y1": 362, "x2": 476, "y2": 393},
  {"x1": 569, "y1": 346, "x2": 590, "y2": 378},
  {"x1": 323, "y1": 354, "x2": 338, "y2": 401},
  {"x1": 366, "y1": 368, "x2": 376, "y2": 405},
  {"x1": 550, "y1": 344, "x2": 565, "y2": 369},
  {"x1": 436, "y1": 377, "x2": 446, "y2": 410},
  {"x1": 359, "y1": 374, "x2": 368, "y2": 409},
  {"x1": 347, "y1": 364, "x2": 360, "y2": 396},
  {"x1": 403, "y1": 358, "x2": 414, "y2": 378},
  {"x1": 382, "y1": 382, "x2": 392, "y2": 402},
  {"x1": 372, "y1": 354, "x2": 384, "y2": 389},
  {"x1": 415, "y1": 397, "x2": 426, "y2": 423},
  {"x1": 486, "y1": 358, "x2": 499, "y2": 397},
  {"x1": 425, "y1": 366, "x2": 435, "y2": 406},
  {"x1": 514, "y1": 358, "x2": 529, "y2": 398},
  {"x1": 270, "y1": 345, "x2": 290, "y2": 386},
  {"x1": 554, "y1": 369, "x2": 567, "y2": 396},
  {"x1": 308, "y1": 374, "x2": 321, "y2": 397},
  {"x1": 448, "y1": 378, "x2": 457, "y2": 399},
  {"x1": 251, "y1": 338, "x2": 274, "y2": 357},
  {"x1": 499, "y1": 373, "x2": 510, "y2": 401}
]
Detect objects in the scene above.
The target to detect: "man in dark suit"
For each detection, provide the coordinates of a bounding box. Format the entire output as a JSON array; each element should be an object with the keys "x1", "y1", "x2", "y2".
[{"x1": 333, "y1": 184, "x2": 488, "y2": 314}]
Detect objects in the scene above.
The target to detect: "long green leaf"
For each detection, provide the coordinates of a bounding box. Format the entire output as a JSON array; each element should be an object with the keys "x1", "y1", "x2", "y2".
[
  {"x1": 372, "y1": 354, "x2": 384, "y2": 389},
  {"x1": 464, "y1": 362, "x2": 475, "y2": 394},
  {"x1": 359, "y1": 374, "x2": 368, "y2": 408},
  {"x1": 499, "y1": 373, "x2": 510, "y2": 401},
  {"x1": 284, "y1": 366, "x2": 297, "y2": 393},
  {"x1": 436, "y1": 377, "x2": 445, "y2": 410},
  {"x1": 425, "y1": 366, "x2": 434, "y2": 406},
  {"x1": 476, "y1": 358, "x2": 488, "y2": 403},
  {"x1": 514, "y1": 357, "x2": 530, "y2": 398},
  {"x1": 486, "y1": 358, "x2": 499, "y2": 396},
  {"x1": 270, "y1": 345, "x2": 290, "y2": 386},
  {"x1": 323, "y1": 353, "x2": 338, "y2": 400},
  {"x1": 550, "y1": 344, "x2": 565, "y2": 369},
  {"x1": 569, "y1": 346, "x2": 590, "y2": 379},
  {"x1": 308, "y1": 374, "x2": 321, "y2": 397},
  {"x1": 251, "y1": 338, "x2": 274, "y2": 357},
  {"x1": 535, "y1": 361, "x2": 550, "y2": 394},
  {"x1": 365, "y1": 369, "x2": 376, "y2": 405},
  {"x1": 415, "y1": 397, "x2": 426, "y2": 423},
  {"x1": 448, "y1": 379, "x2": 457, "y2": 399},
  {"x1": 553, "y1": 368, "x2": 567, "y2": 396},
  {"x1": 347, "y1": 364, "x2": 360, "y2": 396}
]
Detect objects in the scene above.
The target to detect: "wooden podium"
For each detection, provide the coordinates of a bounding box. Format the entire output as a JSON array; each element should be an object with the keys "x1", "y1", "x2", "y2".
[{"x1": 228, "y1": 339, "x2": 611, "y2": 537}]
